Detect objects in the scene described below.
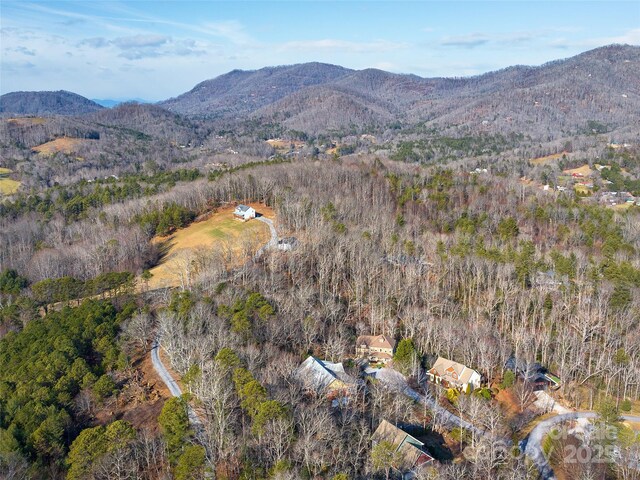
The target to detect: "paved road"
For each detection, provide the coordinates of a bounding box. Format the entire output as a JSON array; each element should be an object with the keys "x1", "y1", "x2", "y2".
[
  {"x1": 371, "y1": 368, "x2": 493, "y2": 441},
  {"x1": 150, "y1": 341, "x2": 202, "y2": 428},
  {"x1": 522, "y1": 412, "x2": 640, "y2": 479}
]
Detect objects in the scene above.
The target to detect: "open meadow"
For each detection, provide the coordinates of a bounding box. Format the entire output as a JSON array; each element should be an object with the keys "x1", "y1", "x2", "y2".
[
  {"x1": 146, "y1": 203, "x2": 274, "y2": 289},
  {"x1": 0, "y1": 168, "x2": 20, "y2": 195},
  {"x1": 32, "y1": 137, "x2": 92, "y2": 155}
]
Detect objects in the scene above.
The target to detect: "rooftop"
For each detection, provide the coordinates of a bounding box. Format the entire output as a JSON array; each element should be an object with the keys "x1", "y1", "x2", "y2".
[{"x1": 356, "y1": 334, "x2": 396, "y2": 350}]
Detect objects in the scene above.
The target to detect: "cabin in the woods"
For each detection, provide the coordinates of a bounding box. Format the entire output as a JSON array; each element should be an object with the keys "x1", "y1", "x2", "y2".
[{"x1": 233, "y1": 204, "x2": 256, "y2": 221}]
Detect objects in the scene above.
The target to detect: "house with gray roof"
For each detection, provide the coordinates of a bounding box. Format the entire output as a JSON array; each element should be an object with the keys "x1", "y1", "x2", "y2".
[
  {"x1": 295, "y1": 356, "x2": 357, "y2": 397},
  {"x1": 233, "y1": 204, "x2": 256, "y2": 221}
]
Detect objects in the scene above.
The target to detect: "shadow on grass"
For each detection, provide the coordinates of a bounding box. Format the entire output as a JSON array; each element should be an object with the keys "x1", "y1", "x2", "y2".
[{"x1": 150, "y1": 237, "x2": 176, "y2": 268}]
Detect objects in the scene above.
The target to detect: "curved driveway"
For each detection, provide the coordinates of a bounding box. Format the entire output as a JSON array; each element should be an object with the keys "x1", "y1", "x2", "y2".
[
  {"x1": 255, "y1": 216, "x2": 278, "y2": 257},
  {"x1": 522, "y1": 412, "x2": 640, "y2": 479}
]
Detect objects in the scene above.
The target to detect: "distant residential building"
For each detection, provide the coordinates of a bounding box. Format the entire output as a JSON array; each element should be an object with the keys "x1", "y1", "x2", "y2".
[
  {"x1": 505, "y1": 357, "x2": 561, "y2": 391},
  {"x1": 372, "y1": 420, "x2": 435, "y2": 473},
  {"x1": 295, "y1": 356, "x2": 356, "y2": 398},
  {"x1": 277, "y1": 237, "x2": 298, "y2": 251},
  {"x1": 233, "y1": 204, "x2": 256, "y2": 221},
  {"x1": 356, "y1": 334, "x2": 396, "y2": 364},
  {"x1": 427, "y1": 357, "x2": 481, "y2": 392},
  {"x1": 534, "y1": 270, "x2": 569, "y2": 289}
]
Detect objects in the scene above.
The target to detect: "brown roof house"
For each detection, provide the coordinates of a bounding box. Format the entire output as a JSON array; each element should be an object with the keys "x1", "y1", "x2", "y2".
[
  {"x1": 356, "y1": 334, "x2": 396, "y2": 364},
  {"x1": 372, "y1": 419, "x2": 435, "y2": 474},
  {"x1": 427, "y1": 357, "x2": 481, "y2": 392}
]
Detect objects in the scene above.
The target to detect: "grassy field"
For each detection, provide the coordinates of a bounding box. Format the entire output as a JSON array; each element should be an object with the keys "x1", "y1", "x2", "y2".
[
  {"x1": 7, "y1": 117, "x2": 47, "y2": 126},
  {"x1": 146, "y1": 203, "x2": 274, "y2": 289},
  {"x1": 32, "y1": 137, "x2": 91, "y2": 155},
  {"x1": 563, "y1": 164, "x2": 594, "y2": 177},
  {"x1": 573, "y1": 184, "x2": 591, "y2": 195},
  {"x1": 0, "y1": 168, "x2": 20, "y2": 195},
  {"x1": 266, "y1": 138, "x2": 306, "y2": 151},
  {"x1": 530, "y1": 151, "x2": 569, "y2": 166}
]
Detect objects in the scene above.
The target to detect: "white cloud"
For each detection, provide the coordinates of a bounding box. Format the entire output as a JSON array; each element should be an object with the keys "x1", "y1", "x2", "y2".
[
  {"x1": 550, "y1": 28, "x2": 640, "y2": 49},
  {"x1": 440, "y1": 33, "x2": 490, "y2": 48},
  {"x1": 113, "y1": 34, "x2": 170, "y2": 49},
  {"x1": 279, "y1": 39, "x2": 408, "y2": 53}
]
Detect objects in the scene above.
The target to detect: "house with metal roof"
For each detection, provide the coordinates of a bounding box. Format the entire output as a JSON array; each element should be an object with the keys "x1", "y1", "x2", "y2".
[
  {"x1": 233, "y1": 204, "x2": 256, "y2": 221},
  {"x1": 295, "y1": 356, "x2": 356, "y2": 396}
]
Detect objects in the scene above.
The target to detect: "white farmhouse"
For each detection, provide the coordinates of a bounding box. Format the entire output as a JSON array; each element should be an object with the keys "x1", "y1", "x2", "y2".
[{"x1": 233, "y1": 204, "x2": 256, "y2": 221}]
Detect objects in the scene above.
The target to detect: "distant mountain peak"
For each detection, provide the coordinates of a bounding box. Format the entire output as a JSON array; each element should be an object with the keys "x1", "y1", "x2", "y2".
[{"x1": 0, "y1": 90, "x2": 104, "y2": 115}]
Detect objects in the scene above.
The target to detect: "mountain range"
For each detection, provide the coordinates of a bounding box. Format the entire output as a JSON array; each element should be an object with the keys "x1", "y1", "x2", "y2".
[{"x1": 1, "y1": 45, "x2": 638, "y2": 137}]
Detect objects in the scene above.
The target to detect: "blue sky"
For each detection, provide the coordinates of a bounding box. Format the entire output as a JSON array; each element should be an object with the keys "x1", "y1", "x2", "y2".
[{"x1": 1, "y1": 1, "x2": 638, "y2": 100}]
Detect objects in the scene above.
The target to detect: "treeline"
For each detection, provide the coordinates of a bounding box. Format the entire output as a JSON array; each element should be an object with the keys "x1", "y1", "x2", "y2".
[
  {"x1": 134, "y1": 202, "x2": 196, "y2": 236},
  {"x1": 32, "y1": 271, "x2": 135, "y2": 307},
  {"x1": 0, "y1": 168, "x2": 202, "y2": 221},
  {"x1": 601, "y1": 162, "x2": 640, "y2": 195}
]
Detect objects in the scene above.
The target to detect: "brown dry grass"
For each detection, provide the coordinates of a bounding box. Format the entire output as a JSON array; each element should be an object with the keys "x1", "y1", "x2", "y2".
[
  {"x1": 146, "y1": 203, "x2": 274, "y2": 289},
  {"x1": 562, "y1": 164, "x2": 593, "y2": 177},
  {"x1": 530, "y1": 151, "x2": 569, "y2": 166},
  {"x1": 7, "y1": 117, "x2": 47, "y2": 126},
  {"x1": 266, "y1": 138, "x2": 306, "y2": 150},
  {"x1": 32, "y1": 137, "x2": 90, "y2": 155}
]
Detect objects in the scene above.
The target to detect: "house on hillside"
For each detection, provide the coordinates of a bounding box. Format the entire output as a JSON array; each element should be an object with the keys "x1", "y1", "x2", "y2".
[
  {"x1": 356, "y1": 334, "x2": 396, "y2": 364},
  {"x1": 505, "y1": 357, "x2": 561, "y2": 391},
  {"x1": 372, "y1": 420, "x2": 435, "y2": 474},
  {"x1": 233, "y1": 204, "x2": 256, "y2": 221},
  {"x1": 295, "y1": 356, "x2": 357, "y2": 401},
  {"x1": 534, "y1": 270, "x2": 569, "y2": 289},
  {"x1": 427, "y1": 357, "x2": 481, "y2": 392}
]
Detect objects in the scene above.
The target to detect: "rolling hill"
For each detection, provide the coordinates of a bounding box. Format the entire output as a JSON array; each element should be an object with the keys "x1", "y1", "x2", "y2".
[{"x1": 0, "y1": 90, "x2": 104, "y2": 115}]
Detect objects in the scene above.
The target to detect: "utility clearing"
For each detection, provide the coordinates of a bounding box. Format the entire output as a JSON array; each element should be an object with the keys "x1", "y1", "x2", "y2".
[{"x1": 146, "y1": 203, "x2": 274, "y2": 289}]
